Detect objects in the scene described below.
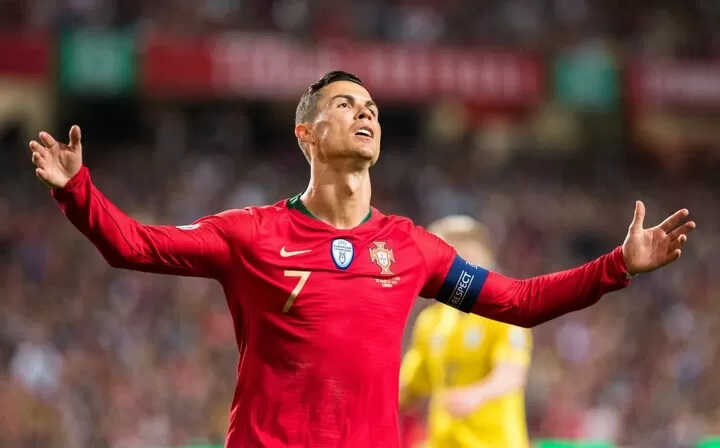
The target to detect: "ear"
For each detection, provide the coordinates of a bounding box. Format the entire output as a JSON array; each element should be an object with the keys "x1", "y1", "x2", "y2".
[{"x1": 295, "y1": 123, "x2": 313, "y2": 145}]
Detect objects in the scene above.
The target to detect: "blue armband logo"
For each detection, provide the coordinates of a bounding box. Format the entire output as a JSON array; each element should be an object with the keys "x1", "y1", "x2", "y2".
[{"x1": 436, "y1": 255, "x2": 489, "y2": 313}]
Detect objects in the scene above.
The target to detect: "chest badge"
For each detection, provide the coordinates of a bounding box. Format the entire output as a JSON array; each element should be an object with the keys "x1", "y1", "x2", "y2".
[
  {"x1": 331, "y1": 238, "x2": 354, "y2": 270},
  {"x1": 369, "y1": 242, "x2": 396, "y2": 275}
]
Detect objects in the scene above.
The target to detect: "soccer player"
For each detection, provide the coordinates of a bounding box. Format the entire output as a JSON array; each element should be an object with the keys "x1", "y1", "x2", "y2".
[
  {"x1": 400, "y1": 215, "x2": 532, "y2": 448},
  {"x1": 29, "y1": 71, "x2": 694, "y2": 448}
]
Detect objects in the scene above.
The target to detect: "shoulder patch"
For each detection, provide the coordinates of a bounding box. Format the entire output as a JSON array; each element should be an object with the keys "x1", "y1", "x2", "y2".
[{"x1": 176, "y1": 224, "x2": 200, "y2": 230}]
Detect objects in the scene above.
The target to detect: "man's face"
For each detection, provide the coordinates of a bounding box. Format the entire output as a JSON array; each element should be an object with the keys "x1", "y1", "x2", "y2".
[{"x1": 303, "y1": 81, "x2": 381, "y2": 166}]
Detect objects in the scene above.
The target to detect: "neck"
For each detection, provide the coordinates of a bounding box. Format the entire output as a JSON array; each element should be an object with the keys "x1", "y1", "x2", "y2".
[{"x1": 300, "y1": 162, "x2": 372, "y2": 229}]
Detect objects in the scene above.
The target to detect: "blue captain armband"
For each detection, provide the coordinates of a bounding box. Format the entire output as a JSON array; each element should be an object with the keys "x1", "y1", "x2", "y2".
[{"x1": 435, "y1": 255, "x2": 489, "y2": 313}]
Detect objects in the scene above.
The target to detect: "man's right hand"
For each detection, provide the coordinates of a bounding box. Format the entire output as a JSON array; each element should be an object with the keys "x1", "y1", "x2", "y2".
[{"x1": 29, "y1": 125, "x2": 83, "y2": 189}]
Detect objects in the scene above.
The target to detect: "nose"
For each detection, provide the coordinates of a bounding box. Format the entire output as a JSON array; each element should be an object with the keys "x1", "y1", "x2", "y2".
[{"x1": 356, "y1": 107, "x2": 373, "y2": 122}]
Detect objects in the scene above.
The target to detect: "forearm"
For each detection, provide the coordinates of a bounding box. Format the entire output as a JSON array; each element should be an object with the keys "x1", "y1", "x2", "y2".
[
  {"x1": 51, "y1": 166, "x2": 228, "y2": 276},
  {"x1": 472, "y1": 247, "x2": 631, "y2": 327},
  {"x1": 52, "y1": 166, "x2": 149, "y2": 266},
  {"x1": 465, "y1": 365, "x2": 526, "y2": 405}
]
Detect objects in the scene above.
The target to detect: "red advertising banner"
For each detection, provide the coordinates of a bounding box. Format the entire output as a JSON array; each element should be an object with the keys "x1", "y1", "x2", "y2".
[
  {"x1": 629, "y1": 60, "x2": 720, "y2": 110},
  {"x1": 0, "y1": 32, "x2": 51, "y2": 79},
  {"x1": 141, "y1": 34, "x2": 216, "y2": 96},
  {"x1": 142, "y1": 33, "x2": 543, "y2": 106}
]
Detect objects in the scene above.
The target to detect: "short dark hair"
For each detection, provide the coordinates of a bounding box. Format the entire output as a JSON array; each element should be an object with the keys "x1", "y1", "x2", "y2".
[{"x1": 295, "y1": 71, "x2": 364, "y2": 125}]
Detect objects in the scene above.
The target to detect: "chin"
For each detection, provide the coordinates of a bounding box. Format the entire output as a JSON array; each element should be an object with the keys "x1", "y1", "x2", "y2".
[
  {"x1": 350, "y1": 144, "x2": 378, "y2": 162},
  {"x1": 324, "y1": 145, "x2": 378, "y2": 168}
]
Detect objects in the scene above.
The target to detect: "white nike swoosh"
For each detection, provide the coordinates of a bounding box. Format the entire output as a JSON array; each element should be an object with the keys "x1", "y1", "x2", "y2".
[{"x1": 280, "y1": 247, "x2": 312, "y2": 257}]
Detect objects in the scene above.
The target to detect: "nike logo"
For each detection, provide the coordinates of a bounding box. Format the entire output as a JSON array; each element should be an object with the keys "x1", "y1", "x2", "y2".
[{"x1": 280, "y1": 246, "x2": 312, "y2": 257}]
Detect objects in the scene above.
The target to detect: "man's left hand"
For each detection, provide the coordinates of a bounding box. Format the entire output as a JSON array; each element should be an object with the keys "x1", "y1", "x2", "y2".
[{"x1": 622, "y1": 201, "x2": 696, "y2": 275}]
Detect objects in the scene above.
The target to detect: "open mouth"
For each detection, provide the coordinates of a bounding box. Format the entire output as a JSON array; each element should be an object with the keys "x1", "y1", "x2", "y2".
[{"x1": 354, "y1": 127, "x2": 374, "y2": 139}]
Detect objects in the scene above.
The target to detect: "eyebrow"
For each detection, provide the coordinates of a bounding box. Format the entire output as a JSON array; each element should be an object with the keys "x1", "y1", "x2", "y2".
[{"x1": 330, "y1": 94, "x2": 378, "y2": 112}]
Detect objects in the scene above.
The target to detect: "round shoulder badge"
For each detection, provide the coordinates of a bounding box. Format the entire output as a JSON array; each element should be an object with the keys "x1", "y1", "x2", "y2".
[{"x1": 330, "y1": 238, "x2": 354, "y2": 270}]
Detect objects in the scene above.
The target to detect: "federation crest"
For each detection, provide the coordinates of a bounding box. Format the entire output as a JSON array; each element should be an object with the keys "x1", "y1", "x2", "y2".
[
  {"x1": 369, "y1": 242, "x2": 395, "y2": 275},
  {"x1": 331, "y1": 238, "x2": 354, "y2": 270}
]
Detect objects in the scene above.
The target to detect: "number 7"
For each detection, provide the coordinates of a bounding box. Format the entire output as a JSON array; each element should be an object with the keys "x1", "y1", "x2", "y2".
[{"x1": 283, "y1": 270, "x2": 311, "y2": 313}]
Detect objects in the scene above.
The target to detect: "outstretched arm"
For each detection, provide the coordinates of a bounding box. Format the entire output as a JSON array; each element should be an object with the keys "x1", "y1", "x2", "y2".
[
  {"x1": 51, "y1": 166, "x2": 239, "y2": 277},
  {"x1": 416, "y1": 202, "x2": 696, "y2": 327},
  {"x1": 30, "y1": 126, "x2": 245, "y2": 278},
  {"x1": 465, "y1": 246, "x2": 630, "y2": 327}
]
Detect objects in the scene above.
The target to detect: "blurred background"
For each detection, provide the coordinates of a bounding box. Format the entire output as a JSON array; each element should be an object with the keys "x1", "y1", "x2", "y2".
[{"x1": 1, "y1": 0, "x2": 720, "y2": 447}]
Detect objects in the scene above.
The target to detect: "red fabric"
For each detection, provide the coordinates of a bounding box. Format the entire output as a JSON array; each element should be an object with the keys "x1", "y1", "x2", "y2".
[
  {"x1": 399, "y1": 411, "x2": 427, "y2": 448},
  {"x1": 52, "y1": 166, "x2": 456, "y2": 448},
  {"x1": 52, "y1": 166, "x2": 630, "y2": 447},
  {"x1": 473, "y1": 246, "x2": 631, "y2": 327}
]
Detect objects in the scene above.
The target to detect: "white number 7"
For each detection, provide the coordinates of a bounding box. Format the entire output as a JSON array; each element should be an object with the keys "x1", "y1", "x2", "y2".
[{"x1": 283, "y1": 270, "x2": 311, "y2": 313}]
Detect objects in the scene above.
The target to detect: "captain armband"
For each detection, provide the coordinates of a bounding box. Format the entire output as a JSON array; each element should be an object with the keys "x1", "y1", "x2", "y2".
[{"x1": 435, "y1": 255, "x2": 489, "y2": 313}]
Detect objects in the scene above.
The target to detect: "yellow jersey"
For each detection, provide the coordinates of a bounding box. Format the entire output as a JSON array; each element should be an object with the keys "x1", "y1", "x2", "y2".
[{"x1": 400, "y1": 303, "x2": 532, "y2": 448}]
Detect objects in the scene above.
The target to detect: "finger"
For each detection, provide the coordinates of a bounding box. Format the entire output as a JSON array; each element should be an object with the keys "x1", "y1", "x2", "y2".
[
  {"x1": 39, "y1": 132, "x2": 58, "y2": 149},
  {"x1": 35, "y1": 168, "x2": 48, "y2": 180},
  {"x1": 31, "y1": 151, "x2": 46, "y2": 167},
  {"x1": 29, "y1": 140, "x2": 49, "y2": 158},
  {"x1": 666, "y1": 249, "x2": 682, "y2": 264},
  {"x1": 668, "y1": 234, "x2": 688, "y2": 253},
  {"x1": 658, "y1": 209, "x2": 690, "y2": 233},
  {"x1": 630, "y1": 201, "x2": 645, "y2": 230},
  {"x1": 69, "y1": 125, "x2": 81, "y2": 150},
  {"x1": 667, "y1": 221, "x2": 696, "y2": 240}
]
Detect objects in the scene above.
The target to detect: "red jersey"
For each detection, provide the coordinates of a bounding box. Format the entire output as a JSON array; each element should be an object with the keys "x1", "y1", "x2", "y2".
[{"x1": 52, "y1": 166, "x2": 632, "y2": 448}]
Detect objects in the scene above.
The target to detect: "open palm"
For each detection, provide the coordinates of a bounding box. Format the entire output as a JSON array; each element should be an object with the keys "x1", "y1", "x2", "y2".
[
  {"x1": 29, "y1": 125, "x2": 83, "y2": 189},
  {"x1": 622, "y1": 201, "x2": 696, "y2": 275}
]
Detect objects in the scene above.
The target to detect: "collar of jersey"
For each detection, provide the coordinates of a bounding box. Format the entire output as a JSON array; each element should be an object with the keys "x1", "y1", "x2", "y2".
[{"x1": 287, "y1": 193, "x2": 373, "y2": 226}]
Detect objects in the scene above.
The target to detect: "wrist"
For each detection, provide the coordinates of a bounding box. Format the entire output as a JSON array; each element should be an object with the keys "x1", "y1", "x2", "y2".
[
  {"x1": 618, "y1": 246, "x2": 638, "y2": 279},
  {"x1": 466, "y1": 385, "x2": 487, "y2": 407},
  {"x1": 54, "y1": 166, "x2": 87, "y2": 192}
]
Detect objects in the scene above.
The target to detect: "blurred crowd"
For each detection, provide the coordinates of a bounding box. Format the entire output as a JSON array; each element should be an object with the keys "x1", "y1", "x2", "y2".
[
  {"x1": 2, "y1": 0, "x2": 720, "y2": 447},
  {"x1": 0, "y1": 99, "x2": 719, "y2": 448},
  {"x1": 2, "y1": 0, "x2": 720, "y2": 56}
]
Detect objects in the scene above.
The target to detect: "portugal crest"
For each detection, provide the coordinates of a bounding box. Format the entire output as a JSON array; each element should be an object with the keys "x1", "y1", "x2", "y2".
[{"x1": 369, "y1": 242, "x2": 395, "y2": 275}]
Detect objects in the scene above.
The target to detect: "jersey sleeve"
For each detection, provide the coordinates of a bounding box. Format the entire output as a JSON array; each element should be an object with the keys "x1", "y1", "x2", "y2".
[
  {"x1": 415, "y1": 218, "x2": 632, "y2": 326},
  {"x1": 471, "y1": 247, "x2": 631, "y2": 327},
  {"x1": 399, "y1": 310, "x2": 433, "y2": 408},
  {"x1": 491, "y1": 325, "x2": 532, "y2": 367},
  {"x1": 410, "y1": 226, "x2": 457, "y2": 298},
  {"x1": 51, "y1": 166, "x2": 255, "y2": 279}
]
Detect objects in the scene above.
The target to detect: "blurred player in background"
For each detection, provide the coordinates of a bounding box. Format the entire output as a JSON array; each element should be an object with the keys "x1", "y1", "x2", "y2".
[
  {"x1": 400, "y1": 216, "x2": 532, "y2": 448},
  {"x1": 29, "y1": 71, "x2": 695, "y2": 448}
]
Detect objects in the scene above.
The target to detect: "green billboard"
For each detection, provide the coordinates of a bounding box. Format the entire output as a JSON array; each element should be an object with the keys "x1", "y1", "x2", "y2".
[{"x1": 59, "y1": 29, "x2": 136, "y2": 95}]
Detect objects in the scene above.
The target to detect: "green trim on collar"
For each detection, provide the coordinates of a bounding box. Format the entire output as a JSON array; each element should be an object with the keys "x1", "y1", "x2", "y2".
[{"x1": 288, "y1": 194, "x2": 372, "y2": 224}]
